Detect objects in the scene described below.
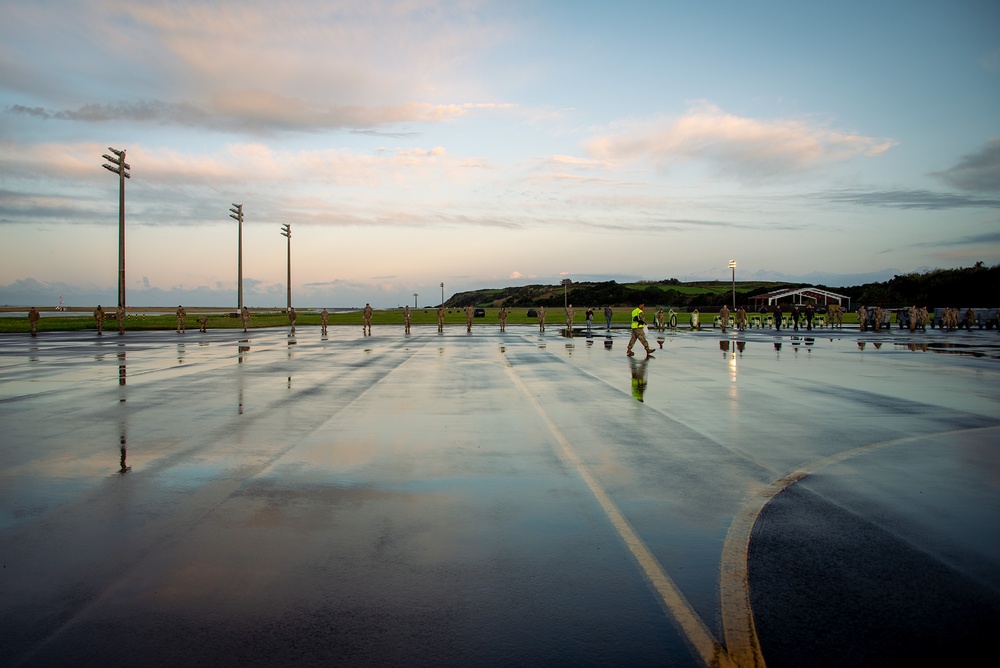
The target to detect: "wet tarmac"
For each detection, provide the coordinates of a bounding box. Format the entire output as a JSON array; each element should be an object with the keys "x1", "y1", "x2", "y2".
[{"x1": 1, "y1": 325, "x2": 998, "y2": 666}]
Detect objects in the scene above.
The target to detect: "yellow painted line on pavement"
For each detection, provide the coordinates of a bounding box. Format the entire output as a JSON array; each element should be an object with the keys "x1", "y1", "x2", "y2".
[
  {"x1": 718, "y1": 424, "x2": 1000, "y2": 668},
  {"x1": 504, "y1": 359, "x2": 734, "y2": 668}
]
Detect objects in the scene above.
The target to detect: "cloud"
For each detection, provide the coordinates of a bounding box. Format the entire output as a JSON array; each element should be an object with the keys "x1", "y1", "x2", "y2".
[
  {"x1": 8, "y1": 98, "x2": 496, "y2": 134},
  {"x1": 510, "y1": 271, "x2": 522, "y2": 279},
  {"x1": 819, "y1": 188, "x2": 1000, "y2": 210},
  {"x1": 902, "y1": 230, "x2": 1000, "y2": 249},
  {"x1": 931, "y1": 139, "x2": 1000, "y2": 193},
  {"x1": 585, "y1": 101, "x2": 895, "y2": 181}
]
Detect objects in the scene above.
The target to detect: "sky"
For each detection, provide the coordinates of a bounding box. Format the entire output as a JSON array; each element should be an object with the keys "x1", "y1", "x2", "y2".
[{"x1": 1, "y1": 0, "x2": 999, "y2": 308}]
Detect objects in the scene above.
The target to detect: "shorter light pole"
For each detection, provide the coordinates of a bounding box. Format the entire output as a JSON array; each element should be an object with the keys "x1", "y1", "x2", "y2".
[
  {"x1": 280, "y1": 224, "x2": 291, "y2": 309},
  {"x1": 230, "y1": 203, "x2": 243, "y2": 310},
  {"x1": 561, "y1": 278, "x2": 571, "y2": 308},
  {"x1": 414, "y1": 293, "x2": 418, "y2": 308},
  {"x1": 728, "y1": 259, "x2": 736, "y2": 309}
]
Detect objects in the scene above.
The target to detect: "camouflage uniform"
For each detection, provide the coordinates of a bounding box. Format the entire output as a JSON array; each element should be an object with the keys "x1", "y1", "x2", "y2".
[
  {"x1": 465, "y1": 305, "x2": 474, "y2": 332},
  {"x1": 241, "y1": 306, "x2": 250, "y2": 332},
  {"x1": 320, "y1": 308, "x2": 328, "y2": 335},
  {"x1": 28, "y1": 307, "x2": 40, "y2": 337},
  {"x1": 404, "y1": 305, "x2": 411, "y2": 334},
  {"x1": 363, "y1": 303, "x2": 373, "y2": 335},
  {"x1": 538, "y1": 306, "x2": 546, "y2": 332},
  {"x1": 116, "y1": 305, "x2": 126, "y2": 335},
  {"x1": 499, "y1": 307, "x2": 507, "y2": 333},
  {"x1": 691, "y1": 308, "x2": 700, "y2": 330},
  {"x1": 288, "y1": 307, "x2": 297, "y2": 333},
  {"x1": 95, "y1": 305, "x2": 105, "y2": 335},
  {"x1": 719, "y1": 305, "x2": 730, "y2": 333},
  {"x1": 736, "y1": 307, "x2": 747, "y2": 331},
  {"x1": 176, "y1": 305, "x2": 186, "y2": 333},
  {"x1": 857, "y1": 305, "x2": 866, "y2": 332},
  {"x1": 437, "y1": 306, "x2": 444, "y2": 332},
  {"x1": 627, "y1": 304, "x2": 654, "y2": 357}
]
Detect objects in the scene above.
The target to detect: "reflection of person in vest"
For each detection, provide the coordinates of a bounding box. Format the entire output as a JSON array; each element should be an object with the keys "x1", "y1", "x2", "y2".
[{"x1": 630, "y1": 356, "x2": 648, "y2": 402}]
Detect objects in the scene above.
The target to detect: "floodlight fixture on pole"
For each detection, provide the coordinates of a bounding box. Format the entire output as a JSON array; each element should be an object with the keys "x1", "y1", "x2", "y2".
[
  {"x1": 561, "y1": 278, "x2": 571, "y2": 309},
  {"x1": 101, "y1": 147, "x2": 130, "y2": 308},
  {"x1": 414, "y1": 293, "x2": 418, "y2": 308},
  {"x1": 728, "y1": 259, "x2": 737, "y2": 309},
  {"x1": 280, "y1": 224, "x2": 291, "y2": 310},
  {"x1": 230, "y1": 203, "x2": 244, "y2": 310}
]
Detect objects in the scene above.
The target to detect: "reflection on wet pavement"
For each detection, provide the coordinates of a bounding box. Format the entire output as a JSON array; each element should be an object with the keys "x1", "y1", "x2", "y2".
[{"x1": 0, "y1": 326, "x2": 998, "y2": 666}]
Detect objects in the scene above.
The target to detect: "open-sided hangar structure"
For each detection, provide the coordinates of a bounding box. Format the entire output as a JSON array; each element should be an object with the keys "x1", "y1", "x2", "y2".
[{"x1": 750, "y1": 286, "x2": 851, "y2": 309}]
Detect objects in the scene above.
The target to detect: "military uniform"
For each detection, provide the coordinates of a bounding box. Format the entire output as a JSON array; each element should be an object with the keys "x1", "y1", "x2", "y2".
[
  {"x1": 28, "y1": 307, "x2": 40, "y2": 337},
  {"x1": 465, "y1": 305, "x2": 474, "y2": 332},
  {"x1": 176, "y1": 305, "x2": 186, "y2": 333},
  {"x1": 857, "y1": 305, "x2": 866, "y2": 331},
  {"x1": 565, "y1": 304, "x2": 574, "y2": 333},
  {"x1": 691, "y1": 308, "x2": 700, "y2": 330},
  {"x1": 404, "y1": 305, "x2": 411, "y2": 334},
  {"x1": 736, "y1": 307, "x2": 747, "y2": 331},
  {"x1": 627, "y1": 304, "x2": 654, "y2": 357},
  {"x1": 116, "y1": 306, "x2": 126, "y2": 335},
  {"x1": 719, "y1": 305, "x2": 730, "y2": 333},
  {"x1": 363, "y1": 303, "x2": 373, "y2": 335},
  {"x1": 499, "y1": 307, "x2": 507, "y2": 332},
  {"x1": 94, "y1": 306, "x2": 105, "y2": 335},
  {"x1": 320, "y1": 308, "x2": 328, "y2": 335},
  {"x1": 604, "y1": 305, "x2": 613, "y2": 330},
  {"x1": 288, "y1": 307, "x2": 297, "y2": 333},
  {"x1": 241, "y1": 306, "x2": 250, "y2": 332},
  {"x1": 538, "y1": 306, "x2": 546, "y2": 332},
  {"x1": 655, "y1": 308, "x2": 665, "y2": 332},
  {"x1": 437, "y1": 306, "x2": 444, "y2": 332}
]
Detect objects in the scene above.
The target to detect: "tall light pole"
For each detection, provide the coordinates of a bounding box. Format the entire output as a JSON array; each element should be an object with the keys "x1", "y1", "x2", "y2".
[
  {"x1": 280, "y1": 224, "x2": 291, "y2": 309},
  {"x1": 414, "y1": 293, "x2": 418, "y2": 308},
  {"x1": 728, "y1": 259, "x2": 736, "y2": 309},
  {"x1": 230, "y1": 203, "x2": 244, "y2": 310},
  {"x1": 561, "y1": 278, "x2": 571, "y2": 308},
  {"x1": 101, "y1": 147, "x2": 130, "y2": 308},
  {"x1": 440, "y1": 282, "x2": 444, "y2": 306}
]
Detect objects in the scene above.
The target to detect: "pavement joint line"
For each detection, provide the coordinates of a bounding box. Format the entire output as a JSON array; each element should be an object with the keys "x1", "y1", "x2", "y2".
[
  {"x1": 502, "y1": 354, "x2": 734, "y2": 668},
  {"x1": 717, "y1": 424, "x2": 1000, "y2": 668}
]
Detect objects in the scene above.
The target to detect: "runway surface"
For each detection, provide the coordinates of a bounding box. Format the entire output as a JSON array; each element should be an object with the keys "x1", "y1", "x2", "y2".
[{"x1": 2, "y1": 324, "x2": 998, "y2": 666}]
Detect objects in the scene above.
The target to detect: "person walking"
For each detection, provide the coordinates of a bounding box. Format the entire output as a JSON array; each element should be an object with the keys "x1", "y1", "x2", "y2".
[
  {"x1": 404, "y1": 305, "x2": 412, "y2": 334},
  {"x1": 94, "y1": 305, "x2": 105, "y2": 335},
  {"x1": 585, "y1": 307, "x2": 593, "y2": 334},
  {"x1": 604, "y1": 305, "x2": 613, "y2": 330},
  {"x1": 626, "y1": 302, "x2": 654, "y2": 357},
  {"x1": 320, "y1": 308, "x2": 329, "y2": 335},
  {"x1": 565, "y1": 303, "x2": 574, "y2": 335},
  {"x1": 116, "y1": 305, "x2": 126, "y2": 335},
  {"x1": 719, "y1": 304, "x2": 730, "y2": 333},
  {"x1": 288, "y1": 306, "x2": 297, "y2": 334},
  {"x1": 363, "y1": 303, "x2": 373, "y2": 336},
  {"x1": 176, "y1": 305, "x2": 186, "y2": 333},
  {"x1": 437, "y1": 305, "x2": 445, "y2": 332},
  {"x1": 241, "y1": 306, "x2": 250, "y2": 332},
  {"x1": 538, "y1": 306, "x2": 546, "y2": 332},
  {"x1": 499, "y1": 306, "x2": 508, "y2": 333},
  {"x1": 465, "y1": 305, "x2": 474, "y2": 333},
  {"x1": 28, "y1": 307, "x2": 40, "y2": 337}
]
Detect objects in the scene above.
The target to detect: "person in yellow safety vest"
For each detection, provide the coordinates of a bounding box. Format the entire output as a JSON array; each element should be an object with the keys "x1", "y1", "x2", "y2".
[{"x1": 627, "y1": 302, "x2": 654, "y2": 357}]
